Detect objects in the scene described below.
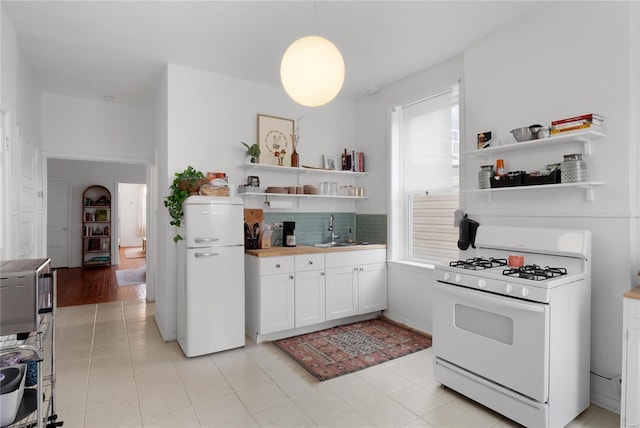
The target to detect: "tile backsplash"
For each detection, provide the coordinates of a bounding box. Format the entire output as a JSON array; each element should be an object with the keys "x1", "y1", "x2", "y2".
[{"x1": 262, "y1": 212, "x2": 387, "y2": 246}]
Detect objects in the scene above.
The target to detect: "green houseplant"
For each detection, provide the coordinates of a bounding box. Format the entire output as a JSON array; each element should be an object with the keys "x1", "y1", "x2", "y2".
[
  {"x1": 241, "y1": 141, "x2": 261, "y2": 163},
  {"x1": 164, "y1": 166, "x2": 205, "y2": 242}
]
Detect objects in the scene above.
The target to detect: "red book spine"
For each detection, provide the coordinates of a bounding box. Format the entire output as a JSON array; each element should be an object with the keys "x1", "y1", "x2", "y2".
[{"x1": 552, "y1": 113, "x2": 603, "y2": 126}]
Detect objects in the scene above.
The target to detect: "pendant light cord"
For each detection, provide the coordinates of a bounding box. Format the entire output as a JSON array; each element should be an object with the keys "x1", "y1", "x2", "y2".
[{"x1": 314, "y1": 1, "x2": 317, "y2": 35}]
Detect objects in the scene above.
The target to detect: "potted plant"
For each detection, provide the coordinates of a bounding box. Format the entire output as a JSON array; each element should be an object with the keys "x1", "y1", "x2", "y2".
[
  {"x1": 163, "y1": 166, "x2": 205, "y2": 242},
  {"x1": 241, "y1": 141, "x2": 261, "y2": 163}
]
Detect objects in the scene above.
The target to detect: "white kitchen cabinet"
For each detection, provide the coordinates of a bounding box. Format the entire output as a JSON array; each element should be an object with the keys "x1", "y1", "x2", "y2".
[
  {"x1": 294, "y1": 254, "x2": 326, "y2": 328},
  {"x1": 246, "y1": 248, "x2": 387, "y2": 341},
  {"x1": 622, "y1": 288, "x2": 640, "y2": 428},
  {"x1": 245, "y1": 255, "x2": 295, "y2": 338},
  {"x1": 325, "y1": 249, "x2": 387, "y2": 321},
  {"x1": 325, "y1": 265, "x2": 358, "y2": 321},
  {"x1": 358, "y1": 262, "x2": 388, "y2": 313}
]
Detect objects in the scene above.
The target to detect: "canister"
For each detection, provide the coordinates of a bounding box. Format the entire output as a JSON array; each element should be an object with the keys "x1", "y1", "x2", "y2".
[
  {"x1": 478, "y1": 165, "x2": 494, "y2": 189},
  {"x1": 561, "y1": 153, "x2": 587, "y2": 183}
]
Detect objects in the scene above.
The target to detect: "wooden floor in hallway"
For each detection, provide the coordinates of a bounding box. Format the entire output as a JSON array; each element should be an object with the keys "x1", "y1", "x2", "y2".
[{"x1": 56, "y1": 246, "x2": 146, "y2": 307}]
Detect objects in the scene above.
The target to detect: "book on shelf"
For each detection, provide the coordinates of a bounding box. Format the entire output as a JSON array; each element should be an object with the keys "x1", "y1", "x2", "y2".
[
  {"x1": 550, "y1": 122, "x2": 604, "y2": 135},
  {"x1": 551, "y1": 113, "x2": 604, "y2": 126},
  {"x1": 341, "y1": 149, "x2": 365, "y2": 172}
]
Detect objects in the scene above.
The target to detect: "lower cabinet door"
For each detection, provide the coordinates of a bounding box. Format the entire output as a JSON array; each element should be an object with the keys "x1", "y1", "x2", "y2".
[
  {"x1": 325, "y1": 265, "x2": 357, "y2": 321},
  {"x1": 295, "y1": 270, "x2": 326, "y2": 328},
  {"x1": 260, "y1": 273, "x2": 295, "y2": 334},
  {"x1": 358, "y1": 262, "x2": 387, "y2": 314},
  {"x1": 624, "y1": 311, "x2": 640, "y2": 427}
]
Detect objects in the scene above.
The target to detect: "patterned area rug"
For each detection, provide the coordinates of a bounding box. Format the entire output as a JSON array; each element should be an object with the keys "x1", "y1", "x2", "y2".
[{"x1": 273, "y1": 318, "x2": 432, "y2": 381}]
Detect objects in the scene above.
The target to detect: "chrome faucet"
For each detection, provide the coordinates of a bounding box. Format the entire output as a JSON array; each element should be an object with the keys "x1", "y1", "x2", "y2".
[{"x1": 328, "y1": 214, "x2": 340, "y2": 243}]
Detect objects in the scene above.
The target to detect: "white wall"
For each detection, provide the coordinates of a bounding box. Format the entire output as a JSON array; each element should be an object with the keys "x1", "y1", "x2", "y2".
[
  {"x1": 153, "y1": 64, "x2": 357, "y2": 341},
  {"x1": 151, "y1": 67, "x2": 168, "y2": 337},
  {"x1": 355, "y1": 55, "x2": 464, "y2": 335},
  {"x1": 357, "y1": 1, "x2": 638, "y2": 412},
  {"x1": 42, "y1": 93, "x2": 152, "y2": 163},
  {"x1": 47, "y1": 158, "x2": 146, "y2": 267},
  {"x1": 463, "y1": 1, "x2": 638, "y2": 411},
  {"x1": 2, "y1": 11, "x2": 18, "y2": 257}
]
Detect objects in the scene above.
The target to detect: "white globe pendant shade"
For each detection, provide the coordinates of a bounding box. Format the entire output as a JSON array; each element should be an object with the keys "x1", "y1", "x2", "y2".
[{"x1": 280, "y1": 36, "x2": 345, "y2": 107}]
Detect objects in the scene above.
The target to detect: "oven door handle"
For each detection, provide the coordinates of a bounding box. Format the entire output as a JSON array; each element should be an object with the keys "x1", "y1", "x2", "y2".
[{"x1": 436, "y1": 283, "x2": 544, "y2": 313}]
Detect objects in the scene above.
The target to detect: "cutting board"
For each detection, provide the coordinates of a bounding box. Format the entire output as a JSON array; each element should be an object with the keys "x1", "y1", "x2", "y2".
[{"x1": 244, "y1": 208, "x2": 263, "y2": 227}]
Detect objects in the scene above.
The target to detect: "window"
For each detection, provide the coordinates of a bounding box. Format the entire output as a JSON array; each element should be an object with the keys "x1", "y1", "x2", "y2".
[{"x1": 390, "y1": 87, "x2": 459, "y2": 264}]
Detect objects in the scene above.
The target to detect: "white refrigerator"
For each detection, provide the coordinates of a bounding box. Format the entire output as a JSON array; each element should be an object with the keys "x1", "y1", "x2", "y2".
[{"x1": 177, "y1": 195, "x2": 245, "y2": 357}]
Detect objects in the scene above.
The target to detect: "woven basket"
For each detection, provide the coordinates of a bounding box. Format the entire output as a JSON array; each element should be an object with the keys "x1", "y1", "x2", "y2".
[{"x1": 178, "y1": 178, "x2": 209, "y2": 195}]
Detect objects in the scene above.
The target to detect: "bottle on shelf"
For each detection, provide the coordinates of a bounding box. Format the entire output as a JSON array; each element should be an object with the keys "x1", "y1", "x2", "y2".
[{"x1": 496, "y1": 159, "x2": 505, "y2": 177}]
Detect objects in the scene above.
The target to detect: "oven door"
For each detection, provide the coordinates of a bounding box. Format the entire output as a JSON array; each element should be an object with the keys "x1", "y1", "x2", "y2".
[{"x1": 433, "y1": 282, "x2": 549, "y2": 402}]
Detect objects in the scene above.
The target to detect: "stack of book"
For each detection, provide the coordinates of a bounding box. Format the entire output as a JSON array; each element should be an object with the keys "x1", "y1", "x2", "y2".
[
  {"x1": 342, "y1": 150, "x2": 365, "y2": 172},
  {"x1": 550, "y1": 113, "x2": 604, "y2": 135}
]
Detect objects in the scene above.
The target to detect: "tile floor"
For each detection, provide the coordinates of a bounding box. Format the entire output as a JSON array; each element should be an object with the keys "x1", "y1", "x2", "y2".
[{"x1": 52, "y1": 299, "x2": 620, "y2": 428}]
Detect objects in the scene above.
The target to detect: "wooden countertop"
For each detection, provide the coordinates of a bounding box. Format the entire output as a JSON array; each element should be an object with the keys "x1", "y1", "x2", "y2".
[
  {"x1": 625, "y1": 284, "x2": 640, "y2": 300},
  {"x1": 245, "y1": 244, "x2": 387, "y2": 257}
]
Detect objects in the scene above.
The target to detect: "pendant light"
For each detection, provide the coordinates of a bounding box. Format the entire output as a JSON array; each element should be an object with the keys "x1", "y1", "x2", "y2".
[{"x1": 280, "y1": 4, "x2": 345, "y2": 107}]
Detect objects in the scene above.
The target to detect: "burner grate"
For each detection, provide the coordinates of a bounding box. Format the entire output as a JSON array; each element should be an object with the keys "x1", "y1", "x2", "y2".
[
  {"x1": 502, "y1": 264, "x2": 567, "y2": 281},
  {"x1": 450, "y1": 257, "x2": 507, "y2": 270}
]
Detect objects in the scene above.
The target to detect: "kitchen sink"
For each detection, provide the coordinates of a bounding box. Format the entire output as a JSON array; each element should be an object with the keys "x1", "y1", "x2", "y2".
[{"x1": 313, "y1": 242, "x2": 371, "y2": 248}]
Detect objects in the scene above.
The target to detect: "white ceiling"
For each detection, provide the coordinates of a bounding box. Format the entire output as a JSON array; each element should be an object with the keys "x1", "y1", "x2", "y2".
[{"x1": 2, "y1": 1, "x2": 544, "y2": 107}]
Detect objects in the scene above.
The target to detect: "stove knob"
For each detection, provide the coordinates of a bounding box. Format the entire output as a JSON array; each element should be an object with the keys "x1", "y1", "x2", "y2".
[
  {"x1": 520, "y1": 287, "x2": 530, "y2": 297},
  {"x1": 478, "y1": 279, "x2": 487, "y2": 289},
  {"x1": 443, "y1": 272, "x2": 450, "y2": 281},
  {"x1": 504, "y1": 284, "x2": 514, "y2": 294},
  {"x1": 455, "y1": 274, "x2": 462, "y2": 283}
]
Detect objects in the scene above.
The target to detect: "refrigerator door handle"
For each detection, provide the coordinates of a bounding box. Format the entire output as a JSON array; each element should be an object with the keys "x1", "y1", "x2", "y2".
[
  {"x1": 195, "y1": 252, "x2": 220, "y2": 258},
  {"x1": 195, "y1": 237, "x2": 220, "y2": 243}
]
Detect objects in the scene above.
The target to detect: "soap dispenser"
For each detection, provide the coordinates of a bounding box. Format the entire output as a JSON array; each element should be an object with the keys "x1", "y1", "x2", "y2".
[{"x1": 347, "y1": 229, "x2": 353, "y2": 243}]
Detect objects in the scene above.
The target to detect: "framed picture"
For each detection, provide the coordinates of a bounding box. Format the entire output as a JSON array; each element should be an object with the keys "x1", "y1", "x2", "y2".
[
  {"x1": 95, "y1": 209, "x2": 108, "y2": 222},
  {"x1": 257, "y1": 114, "x2": 294, "y2": 166},
  {"x1": 323, "y1": 154, "x2": 337, "y2": 170}
]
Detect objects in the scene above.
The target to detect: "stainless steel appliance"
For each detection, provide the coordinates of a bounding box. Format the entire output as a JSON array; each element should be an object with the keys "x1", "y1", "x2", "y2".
[
  {"x1": 433, "y1": 225, "x2": 591, "y2": 427},
  {"x1": 0, "y1": 259, "x2": 53, "y2": 337}
]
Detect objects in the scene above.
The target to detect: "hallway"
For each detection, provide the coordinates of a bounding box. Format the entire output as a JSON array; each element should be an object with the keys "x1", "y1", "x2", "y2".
[{"x1": 56, "y1": 247, "x2": 146, "y2": 307}]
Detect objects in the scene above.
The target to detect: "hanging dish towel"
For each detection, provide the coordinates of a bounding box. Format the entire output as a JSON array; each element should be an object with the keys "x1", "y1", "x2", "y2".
[{"x1": 457, "y1": 215, "x2": 480, "y2": 250}]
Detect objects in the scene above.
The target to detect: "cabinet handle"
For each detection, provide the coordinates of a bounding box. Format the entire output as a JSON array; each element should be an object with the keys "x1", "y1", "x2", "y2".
[
  {"x1": 195, "y1": 237, "x2": 220, "y2": 243},
  {"x1": 359, "y1": 267, "x2": 364, "y2": 272},
  {"x1": 289, "y1": 275, "x2": 294, "y2": 280},
  {"x1": 308, "y1": 260, "x2": 313, "y2": 265},
  {"x1": 195, "y1": 252, "x2": 219, "y2": 258},
  {"x1": 275, "y1": 264, "x2": 281, "y2": 268},
  {"x1": 354, "y1": 267, "x2": 358, "y2": 272},
  {"x1": 320, "y1": 272, "x2": 325, "y2": 276}
]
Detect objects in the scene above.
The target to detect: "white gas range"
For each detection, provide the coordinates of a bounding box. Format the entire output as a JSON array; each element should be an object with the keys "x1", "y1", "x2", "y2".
[{"x1": 433, "y1": 225, "x2": 591, "y2": 427}]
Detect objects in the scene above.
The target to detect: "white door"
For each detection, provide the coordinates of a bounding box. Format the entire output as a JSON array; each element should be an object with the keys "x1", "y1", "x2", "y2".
[
  {"x1": 295, "y1": 269, "x2": 326, "y2": 327},
  {"x1": 181, "y1": 246, "x2": 245, "y2": 357},
  {"x1": 260, "y1": 273, "x2": 295, "y2": 334},
  {"x1": 19, "y1": 133, "x2": 36, "y2": 259},
  {"x1": 47, "y1": 179, "x2": 70, "y2": 267},
  {"x1": 358, "y1": 262, "x2": 387, "y2": 314},
  {"x1": 433, "y1": 282, "x2": 550, "y2": 402},
  {"x1": 0, "y1": 109, "x2": 8, "y2": 260},
  {"x1": 325, "y1": 265, "x2": 357, "y2": 321}
]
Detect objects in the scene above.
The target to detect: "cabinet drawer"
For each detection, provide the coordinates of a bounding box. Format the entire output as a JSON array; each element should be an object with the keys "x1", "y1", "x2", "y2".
[
  {"x1": 629, "y1": 298, "x2": 640, "y2": 319},
  {"x1": 325, "y1": 249, "x2": 386, "y2": 268},
  {"x1": 259, "y1": 256, "x2": 294, "y2": 276},
  {"x1": 295, "y1": 254, "x2": 325, "y2": 272}
]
